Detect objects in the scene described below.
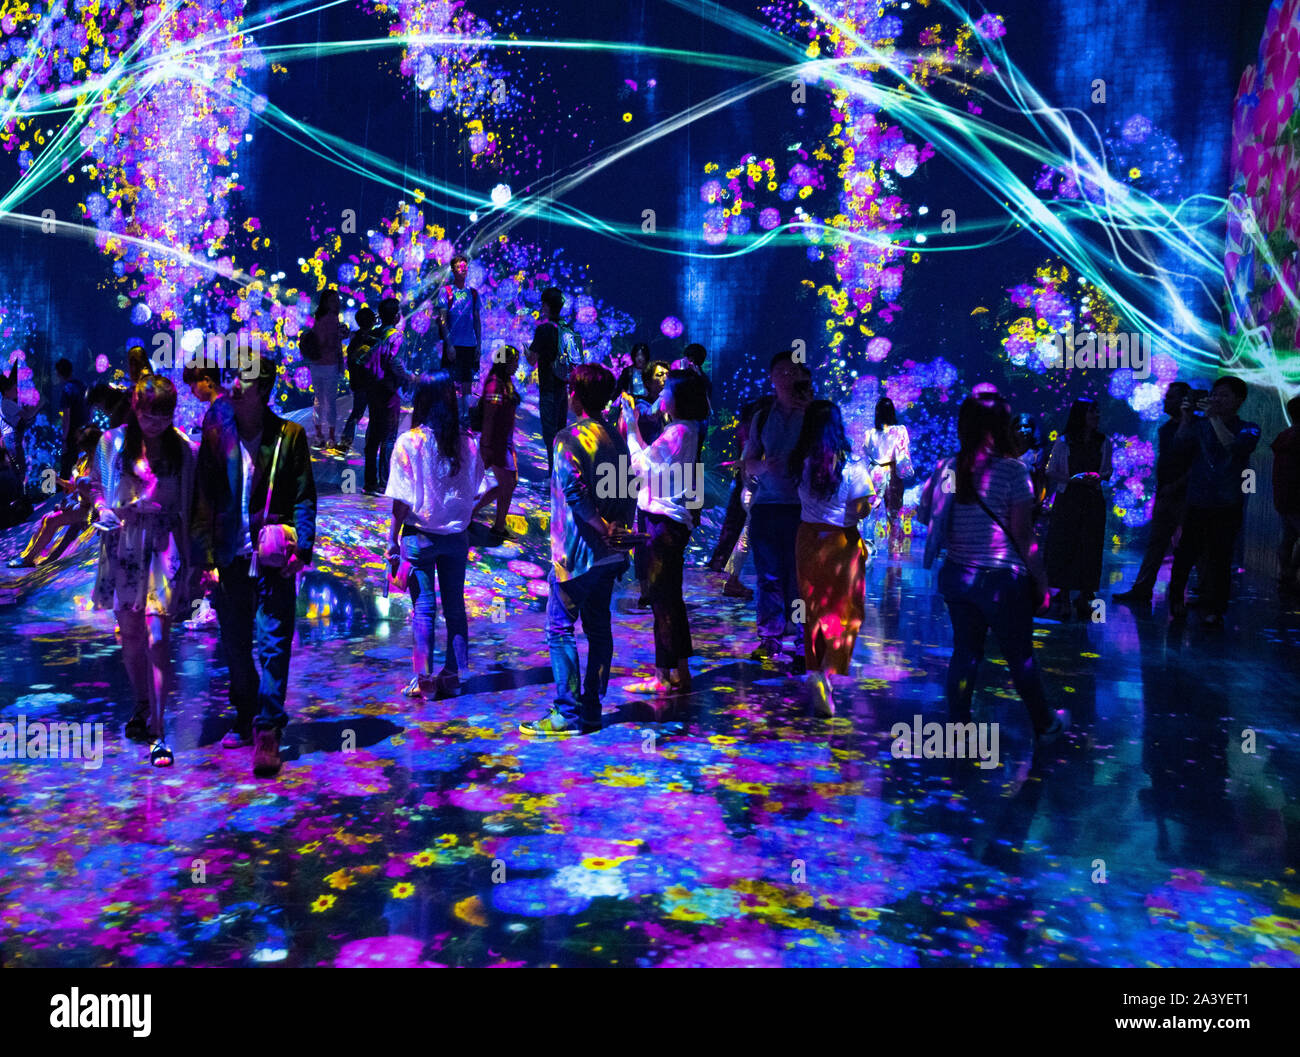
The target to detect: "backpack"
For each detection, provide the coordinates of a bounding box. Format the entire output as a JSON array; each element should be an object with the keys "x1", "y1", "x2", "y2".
[{"x1": 299, "y1": 326, "x2": 321, "y2": 363}]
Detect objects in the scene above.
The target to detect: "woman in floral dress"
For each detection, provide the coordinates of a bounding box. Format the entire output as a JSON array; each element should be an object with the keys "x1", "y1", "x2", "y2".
[{"x1": 862, "y1": 397, "x2": 914, "y2": 556}]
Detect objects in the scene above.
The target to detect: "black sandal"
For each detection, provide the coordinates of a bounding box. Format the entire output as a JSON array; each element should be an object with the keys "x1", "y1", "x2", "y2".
[
  {"x1": 149, "y1": 739, "x2": 174, "y2": 767},
  {"x1": 124, "y1": 706, "x2": 151, "y2": 743}
]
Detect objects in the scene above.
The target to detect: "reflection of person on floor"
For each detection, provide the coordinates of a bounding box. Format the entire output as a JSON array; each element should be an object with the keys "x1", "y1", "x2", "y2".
[
  {"x1": 385, "y1": 373, "x2": 485, "y2": 700},
  {"x1": 472, "y1": 345, "x2": 522, "y2": 539},
  {"x1": 792, "y1": 400, "x2": 877, "y2": 717},
  {"x1": 1167, "y1": 376, "x2": 1261, "y2": 625},
  {"x1": 1043, "y1": 398, "x2": 1112, "y2": 620},
  {"x1": 862, "y1": 397, "x2": 913, "y2": 556},
  {"x1": 8, "y1": 427, "x2": 100, "y2": 568},
  {"x1": 919, "y1": 397, "x2": 1064, "y2": 750},
  {"x1": 621, "y1": 369, "x2": 711, "y2": 697},
  {"x1": 193, "y1": 362, "x2": 316, "y2": 778},
  {"x1": 1113, "y1": 382, "x2": 1192, "y2": 607},
  {"x1": 520, "y1": 365, "x2": 636, "y2": 738},
  {"x1": 89, "y1": 377, "x2": 196, "y2": 769},
  {"x1": 742, "y1": 350, "x2": 810, "y2": 672},
  {"x1": 1270, "y1": 395, "x2": 1300, "y2": 596}
]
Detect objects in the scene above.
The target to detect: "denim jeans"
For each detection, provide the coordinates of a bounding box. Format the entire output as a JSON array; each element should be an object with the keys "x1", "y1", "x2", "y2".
[
  {"x1": 401, "y1": 529, "x2": 469, "y2": 676},
  {"x1": 539, "y1": 388, "x2": 567, "y2": 475},
  {"x1": 547, "y1": 561, "x2": 626, "y2": 724},
  {"x1": 749, "y1": 502, "x2": 803, "y2": 652},
  {"x1": 939, "y1": 560, "x2": 1052, "y2": 734},
  {"x1": 213, "y1": 555, "x2": 299, "y2": 734},
  {"x1": 340, "y1": 385, "x2": 369, "y2": 450}
]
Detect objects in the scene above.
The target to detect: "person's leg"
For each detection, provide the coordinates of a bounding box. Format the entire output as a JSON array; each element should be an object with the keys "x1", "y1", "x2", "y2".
[
  {"x1": 1281, "y1": 514, "x2": 1300, "y2": 587},
  {"x1": 1168, "y1": 506, "x2": 1206, "y2": 614},
  {"x1": 544, "y1": 569, "x2": 584, "y2": 721},
  {"x1": 540, "y1": 390, "x2": 560, "y2": 474},
  {"x1": 708, "y1": 477, "x2": 747, "y2": 570},
  {"x1": 322, "y1": 364, "x2": 339, "y2": 444},
  {"x1": 363, "y1": 395, "x2": 385, "y2": 491},
  {"x1": 491, "y1": 465, "x2": 517, "y2": 530},
  {"x1": 748, "y1": 504, "x2": 785, "y2": 649},
  {"x1": 379, "y1": 396, "x2": 400, "y2": 491},
  {"x1": 577, "y1": 565, "x2": 621, "y2": 719},
  {"x1": 776, "y1": 506, "x2": 804, "y2": 660},
  {"x1": 1202, "y1": 505, "x2": 1241, "y2": 616},
  {"x1": 39, "y1": 510, "x2": 85, "y2": 563},
  {"x1": 115, "y1": 608, "x2": 151, "y2": 720},
  {"x1": 639, "y1": 513, "x2": 685, "y2": 686},
  {"x1": 341, "y1": 386, "x2": 367, "y2": 451},
  {"x1": 402, "y1": 533, "x2": 438, "y2": 683},
  {"x1": 143, "y1": 612, "x2": 173, "y2": 744},
  {"x1": 433, "y1": 532, "x2": 470, "y2": 674},
  {"x1": 253, "y1": 568, "x2": 297, "y2": 734},
  {"x1": 986, "y1": 570, "x2": 1054, "y2": 733},
  {"x1": 311, "y1": 367, "x2": 327, "y2": 444},
  {"x1": 1126, "y1": 490, "x2": 1180, "y2": 597},
  {"x1": 939, "y1": 563, "x2": 988, "y2": 723},
  {"x1": 214, "y1": 559, "x2": 259, "y2": 733}
]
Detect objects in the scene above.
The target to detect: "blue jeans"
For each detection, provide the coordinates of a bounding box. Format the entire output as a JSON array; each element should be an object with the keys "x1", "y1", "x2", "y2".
[
  {"x1": 547, "y1": 561, "x2": 625, "y2": 724},
  {"x1": 749, "y1": 503, "x2": 803, "y2": 651},
  {"x1": 401, "y1": 529, "x2": 469, "y2": 676},
  {"x1": 939, "y1": 561, "x2": 1051, "y2": 733},
  {"x1": 539, "y1": 388, "x2": 567, "y2": 475},
  {"x1": 213, "y1": 556, "x2": 298, "y2": 734}
]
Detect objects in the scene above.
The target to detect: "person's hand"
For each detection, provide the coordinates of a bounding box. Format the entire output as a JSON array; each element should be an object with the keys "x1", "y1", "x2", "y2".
[
  {"x1": 93, "y1": 506, "x2": 121, "y2": 532},
  {"x1": 1180, "y1": 396, "x2": 1194, "y2": 423},
  {"x1": 283, "y1": 552, "x2": 308, "y2": 579},
  {"x1": 1197, "y1": 395, "x2": 1211, "y2": 415}
]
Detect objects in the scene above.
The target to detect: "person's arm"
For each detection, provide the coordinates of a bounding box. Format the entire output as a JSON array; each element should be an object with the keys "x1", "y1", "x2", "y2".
[
  {"x1": 473, "y1": 288, "x2": 482, "y2": 350},
  {"x1": 387, "y1": 500, "x2": 409, "y2": 563},
  {"x1": 1211, "y1": 416, "x2": 1261, "y2": 456},
  {"x1": 918, "y1": 462, "x2": 939, "y2": 525},
  {"x1": 287, "y1": 426, "x2": 317, "y2": 573},
  {"x1": 894, "y1": 426, "x2": 915, "y2": 481},
  {"x1": 742, "y1": 410, "x2": 766, "y2": 480},
  {"x1": 1046, "y1": 438, "x2": 1070, "y2": 485},
  {"x1": 556, "y1": 435, "x2": 611, "y2": 538},
  {"x1": 1098, "y1": 436, "x2": 1113, "y2": 482},
  {"x1": 1008, "y1": 496, "x2": 1048, "y2": 602}
]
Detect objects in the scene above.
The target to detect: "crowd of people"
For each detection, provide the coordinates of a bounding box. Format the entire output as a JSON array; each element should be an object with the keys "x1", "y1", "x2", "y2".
[{"x1": 3, "y1": 267, "x2": 1298, "y2": 773}]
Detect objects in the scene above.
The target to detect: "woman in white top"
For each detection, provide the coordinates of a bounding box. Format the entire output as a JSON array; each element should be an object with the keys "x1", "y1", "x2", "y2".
[
  {"x1": 385, "y1": 373, "x2": 485, "y2": 698},
  {"x1": 862, "y1": 397, "x2": 914, "y2": 555},
  {"x1": 791, "y1": 400, "x2": 878, "y2": 716},
  {"x1": 620, "y1": 369, "x2": 711, "y2": 698},
  {"x1": 306, "y1": 287, "x2": 349, "y2": 451}
]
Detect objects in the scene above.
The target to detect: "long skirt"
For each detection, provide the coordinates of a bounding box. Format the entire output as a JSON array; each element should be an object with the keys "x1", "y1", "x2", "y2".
[
  {"x1": 796, "y1": 522, "x2": 867, "y2": 675},
  {"x1": 1044, "y1": 480, "x2": 1105, "y2": 592}
]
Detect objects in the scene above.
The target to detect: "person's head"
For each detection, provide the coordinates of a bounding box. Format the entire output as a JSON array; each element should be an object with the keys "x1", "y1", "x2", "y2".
[
  {"x1": 683, "y1": 342, "x2": 707, "y2": 369},
  {"x1": 450, "y1": 254, "x2": 469, "y2": 283},
  {"x1": 229, "y1": 357, "x2": 277, "y2": 429},
  {"x1": 316, "y1": 288, "x2": 341, "y2": 318},
  {"x1": 55, "y1": 357, "x2": 73, "y2": 380},
  {"x1": 643, "y1": 359, "x2": 670, "y2": 401},
  {"x1": 1163, "y1": 381, "x2": 1191, "y2": 417},
  {"x1": 972, "y1": 381, "x2": 1000, "y2": 406},
  {"x1": 874, "y1": 396, "x2": 897, "y2": 430},
  {"x1": 182, "y1": 365, "x2": 225, "y2": 403},
  {"x1": 377, "y1": 297, "x2": 401, "y2": 327},
  {"x1": 789, "y1": 399, "x2": 851, "y2": 498},
  {"x1": 956, "y1": 396, "x2": 1013, "y2": 501},
  {"x1": 769, "y1": 349, "x2": 801, "y2": 401},
  {"x1": 1012, "y1": 412, "x2": 1040, "y2": 454},
  {"x1": 662, "y1": 369, "x2": 710, "y2": 422},
  {"x1": 410, "y1": 372, "x2": 463, "y2": 471},
  {"x1": 540, "y1": 286, "x2": 564, "y2": 321},
  {"x1": 1209, "y1": 376, "x2": 1248, "y2": 417},
  {"x1": 74, "y1": 425, "x2": 101, "y2": 460},
  {"x1": 631, "y1": 342, "x2": 651, "y2": 370},
  {"x1": 130, "y1": 374, "x2": 178, "y2": 440},
  {"x1": 1064, "y1": 397, "x2": 1100, "y2": 441},
  {"x1": 355, "y1": 306, "x2": 376, "y2": 331},
  {"x1": 491, "y1": 344, "x2": 520, "y2": 378},
  {"x1": 1287, "y1": 394, "x2": 1300, "y2": 426},
  {"x1": 127, "y1": 344, "x2": 151, "y2": 384},
  {"x1": 568, "y1": 363, "x2": 617, "y2": 418}
]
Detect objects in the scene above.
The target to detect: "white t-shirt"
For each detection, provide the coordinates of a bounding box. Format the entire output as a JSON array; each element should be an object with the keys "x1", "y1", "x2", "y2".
[
  {"x1": 628, "y1": 420, "x2": 702, "y2": 526},
  {"x1": 799, "y1": 457, "x2": 876, "y2": 526},
  {"x1": 385, "y1": 429, "x2": 485, "y2": 534}
]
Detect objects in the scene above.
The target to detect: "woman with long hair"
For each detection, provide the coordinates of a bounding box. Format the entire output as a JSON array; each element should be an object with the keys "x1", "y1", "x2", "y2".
[
  {"x1": 472, "y1": 344, "x2": 522, "y2": 539},
  {"x1": 89, "y1": 376, "x2": 196, "y2": 767},
  {"x1": 918, "y1": 397, "x2": 1063, "y2": 748},
  {"x1": 790, "y1": 400, "x2": 877, "y2": 716},
  {"x1": 617, "y1": 342, "x2": 652, "y2": 400},
  {"x1": 1043, "y1": 397, "x2": 1112, "y2": 619},
  {"x1": 862, "y1": 396, "x2": 914, "y2": 556},
  {"x1": 620, "y1": 369, "x2": 711, "y2": 697},
  {"x1": 385, "y1": 372, "x2": 485, "y2": 698},
  {"x1": 307, "y1": 287, "x2": 349, "y2": 450}
]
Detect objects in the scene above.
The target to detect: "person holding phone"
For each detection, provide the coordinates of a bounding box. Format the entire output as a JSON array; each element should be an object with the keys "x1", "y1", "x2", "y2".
[
  {"x1": 89, "y1": 376, "x2": 196, "y2": 768},
  {"x1": 929, "y1": 397, "x2": 1063, "y2": 750},
  {"x1": 1166, "y1": 376, "x2": 1261, "y2": 624}
]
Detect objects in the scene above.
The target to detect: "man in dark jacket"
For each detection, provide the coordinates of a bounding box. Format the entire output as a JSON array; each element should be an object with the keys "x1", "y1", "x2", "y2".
[
  {"x1": 193, "y1": 358, "x2": 317, "y2": 776},
  {"x1": 339, "y1": 305, "x2": 379, "y2": 453}
]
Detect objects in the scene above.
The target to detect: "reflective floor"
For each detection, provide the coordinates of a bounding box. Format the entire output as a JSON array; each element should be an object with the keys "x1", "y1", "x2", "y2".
[{"x1": 2, "y1": 422, "x2": 1298, "y2": 967}]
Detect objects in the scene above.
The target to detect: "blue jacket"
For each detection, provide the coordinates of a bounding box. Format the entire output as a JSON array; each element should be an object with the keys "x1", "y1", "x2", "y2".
[
  {"x1": 1171, "y1": 414, "x2": 1261, "y2": 509},
  {"x1": 550, "y1": 415, "x2": 636, "y2": 582}
]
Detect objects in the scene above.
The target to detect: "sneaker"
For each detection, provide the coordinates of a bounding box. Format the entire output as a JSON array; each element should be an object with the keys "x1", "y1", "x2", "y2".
[
  {"x1": 749, "y1": 639, "x2": 780, "y2": 664},
  {"x1": 1112, "y1": 588, "x2": 1151, "y2": 606},
  {"x1": 1034, "y1": 711, "x2": 1067, "y2": 753},
  {"x1": 722, "y1": 578, "x2": 754, "y2": 600},
  {"x1": 252, "y1": 729, "x2": 282, "y2": 777},
  {"x1": 519, "y1": 708, "x2": 599, "y2": 738},
  {"x1": 788, "y1": 653, "x2": 807, "y2": 676},
  {"x1": 221, "y1": 726, "x2": 253, "y2": 749}
]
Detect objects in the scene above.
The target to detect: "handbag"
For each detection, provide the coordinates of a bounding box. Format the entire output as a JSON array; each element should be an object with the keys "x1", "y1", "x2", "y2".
[{"x1": 252, "y1": 426, "x2": 298, "y2": 573}]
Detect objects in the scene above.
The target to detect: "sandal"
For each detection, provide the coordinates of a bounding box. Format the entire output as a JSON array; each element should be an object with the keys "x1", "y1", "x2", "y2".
[
  {"x1": 149, "y1": 739, "x2": 174, "y2": 767},
  {"x1": 402, "y1": 676, "x2": 435, "y2": 698},
  {"x1": 625, "y1": 678, "x2": 674, "y2": 695}
]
